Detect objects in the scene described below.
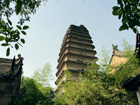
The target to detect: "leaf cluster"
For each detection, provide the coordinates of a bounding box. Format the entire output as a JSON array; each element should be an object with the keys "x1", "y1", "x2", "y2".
[
  {"x1": 112, "y1": 0, "x2": 140, "y2": 33},
  {"x1": 98, "y1": 46, "x2": 110, "y2": 72},
  {"x1": 32, "y1": 63, "x2": 53, "y2": 87},
  {"x1": 0, "y1": 0, "x2": 47, "y2": 56}
]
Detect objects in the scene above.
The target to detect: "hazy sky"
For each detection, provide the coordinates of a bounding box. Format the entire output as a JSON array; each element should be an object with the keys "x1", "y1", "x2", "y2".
[{"x1": 0, "y1": 1, "x2": 136, "y2": 87}]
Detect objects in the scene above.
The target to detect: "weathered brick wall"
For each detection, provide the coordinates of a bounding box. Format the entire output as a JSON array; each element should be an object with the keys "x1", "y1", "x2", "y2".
[{"x1": 0, "y1": 78, "x2": 19, "y2": 105}]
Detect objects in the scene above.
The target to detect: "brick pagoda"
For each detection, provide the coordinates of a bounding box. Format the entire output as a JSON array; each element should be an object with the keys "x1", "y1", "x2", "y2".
[{"x1": 55, "y1": 25, "x2": 97, "y2": 88}]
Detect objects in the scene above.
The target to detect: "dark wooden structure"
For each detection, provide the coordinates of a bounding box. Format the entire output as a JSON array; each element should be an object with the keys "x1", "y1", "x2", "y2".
[{"x1": 0, "y1": 55, "x2": 23, "y2": 105}]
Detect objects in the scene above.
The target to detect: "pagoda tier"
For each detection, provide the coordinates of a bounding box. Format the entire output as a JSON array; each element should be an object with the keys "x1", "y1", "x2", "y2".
[{"x1": 55, "y1": 25, "x2": 97, "y2": 86}]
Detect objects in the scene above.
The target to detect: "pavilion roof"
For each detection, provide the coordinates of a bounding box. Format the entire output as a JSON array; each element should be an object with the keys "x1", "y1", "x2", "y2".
[{"x1": 0, "y1": 55, "x2": 24, "y2": 78}]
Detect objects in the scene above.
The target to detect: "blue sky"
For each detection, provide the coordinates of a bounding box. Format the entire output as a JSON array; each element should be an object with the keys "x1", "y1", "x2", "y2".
[{"x1": 0, "y1": 1, "x2": 136, "y2": 87}]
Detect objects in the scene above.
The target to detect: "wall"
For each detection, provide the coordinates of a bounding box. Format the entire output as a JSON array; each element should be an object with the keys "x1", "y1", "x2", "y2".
[{"x1": 0, "y1": 77, "x2": 19, "y2": 105}]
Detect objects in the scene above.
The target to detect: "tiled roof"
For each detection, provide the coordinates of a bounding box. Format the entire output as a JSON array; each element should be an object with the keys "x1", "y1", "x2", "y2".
[
  {"x1": 109, "y1": 50, "x2": 128, "y2": 72},
  {"x1": 121, "y1": 72, "x2": 140, "y2": 91},
  {"x1": 0, "y1": 58, "x2": 12, "y2": 76},
  {"x1": 113, "y1": 50, "x2": 125, "y2": 57}
]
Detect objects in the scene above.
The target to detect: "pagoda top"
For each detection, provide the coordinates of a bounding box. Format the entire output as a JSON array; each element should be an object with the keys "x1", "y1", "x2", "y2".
[
  {"x1": 68, "y1": 24, "x2": 89, "y2": 33},
  {"x1": 61, "y1": 24, "x2": 91, "y2": 49}
]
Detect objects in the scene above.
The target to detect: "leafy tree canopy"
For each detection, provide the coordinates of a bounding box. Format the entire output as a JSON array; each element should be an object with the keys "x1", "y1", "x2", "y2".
[
  {"x1": 11, "y1": 77, "x2": 55, "y2": 105},
  {"x1": 112, "y1": 0, "x2": 140, "y2": 33},
  {"x1": 54, "y1": 40, "x2": 139, "y2": 105},
  {"x1": 98, "y1": 46, "x2": 110, "y2": 72},
  {"x1": 10, "y1": 62, "x2": 55, "y2": 105},
  {"x1": 55, "y1": 57, "x2": 139, "y2": 105},
  {"x1": 0, "y1": 0, "x2": 47, "y2": 56},
  {"x1": 32, "y1": 63, "x2": 53, "y2": 87}
]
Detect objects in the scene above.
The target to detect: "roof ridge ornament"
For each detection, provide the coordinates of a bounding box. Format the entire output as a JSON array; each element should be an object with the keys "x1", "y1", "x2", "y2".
[
  {"x1": 1, "y1": 54, "x2": 24, "y2": 78},
  {"x1": 112, "y1": 44, "x2": 119, "y2": 51}
]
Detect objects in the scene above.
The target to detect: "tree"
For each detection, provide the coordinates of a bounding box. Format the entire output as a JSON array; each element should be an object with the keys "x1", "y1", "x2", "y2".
[
  {"x1": 55, "y1": 58, "x2": 139, "y2": 105},
  {"x1": 54, "y1": 41, "x2": 139, "y2": 105},
  {"x1": 11, "y1": 63, "x2": 55, "y2": 105},
  {"x1": 121, "y1": 39, "x2": 134, "y2": 52},
  {"x1": 112, "y1": 0, "x2": 140, "y2": 33},
  {"x1": 18, "y1": 77, "x2": 43, "y2": 105},
  {"x1": 0, "y1": 0, "x2": 47, "y2": 56},
  {"x1": 10, "y1": 77, "x2": 55, "y2": 105},
  {"x1": 32, "y1": 63, "x2": 53, "y2": 87},
  {"x1": 98, "y1": 46, "x2": 110, "y2": 72},
  {"x1": 37, "y1": 86, "x2": 55, "y2": 105}
]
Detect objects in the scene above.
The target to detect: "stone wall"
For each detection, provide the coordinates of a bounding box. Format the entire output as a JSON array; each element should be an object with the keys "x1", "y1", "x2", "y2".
[{"x1": 0, "y1": 77, "x2": 20, "y2": 105}]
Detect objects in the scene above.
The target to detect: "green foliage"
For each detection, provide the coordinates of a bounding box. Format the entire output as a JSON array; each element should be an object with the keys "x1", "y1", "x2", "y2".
[
  {"x1": 121, "y1": 39, "x2": 134, "y2": 52},
  {"x1": 21, "y1": 38, "x2": 25, "y2": 44},
  {"x1": 32, "y1": 63, "x2": 53, "y2": 87},
  {"x1": 23, "y1": 26, "x2": 29, "y2": 30},
  {"x1": 120, "y1": 39, "x2": 135, "y2": 60},
  {"x1": 63, "y1": 68, "x2": 72, "y2": 80},
  {"x1": 6, "y1": 47, "x2": 10, "y2": 56},
  {"x1": 15, "y1": 0, "x2": 22, "y2": 15},
  {"x1": 10, "y1": 62, "x2": 55, "y2": 105},
  {"x1": 11, "y1": 77, "x2": 55, "y2": 105},
  {"x1": 0, "y1": 0, "x2": 47, "y2": 56},
  {"x1": 10, "y1": 96, "x2": 21, "y2": 105},
  {"x1": 0, "y1": 36, "x2": 4, "y2": 41},
  {"x1": 19, "y1": 77, "x2": 43, "y2": 105},
  {"x1": 98, "y1": 46, "x2": 110, "y2": 72},
  {"x1": 112, "y1": 0, "x2": 140, "y2": 33},
  {"x1": 113, "y1": 55, "x2": 139, "y2": 86},
  {"x1": 37, "y1": 86, "x2": 55, "y2": 105},
  {"x1": 54, "y1": 46, "x2": 139, "y2": 104}
]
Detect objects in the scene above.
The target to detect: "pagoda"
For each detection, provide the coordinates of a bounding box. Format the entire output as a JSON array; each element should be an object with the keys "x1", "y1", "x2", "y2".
[{"x1": 55, "y1": 25, "x2": 97, "y2": 87}]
